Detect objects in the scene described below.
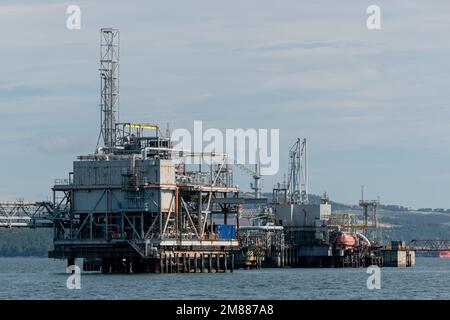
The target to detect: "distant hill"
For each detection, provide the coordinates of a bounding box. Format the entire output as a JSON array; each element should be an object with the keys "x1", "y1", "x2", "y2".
[
  {"x1": 378, "y1": 210, "x2": 450, "y2": 243},
  {"x1": 0, "y1": 228, "x2": 52, "y2": 257}
]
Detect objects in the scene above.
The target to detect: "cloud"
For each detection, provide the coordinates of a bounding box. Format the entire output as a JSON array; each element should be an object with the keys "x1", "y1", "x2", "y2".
[
  {"x1": 262, "y1": 68, "x2": 381, "y2": 92},
  {"x1": 0, "y1": 2, "x2": 61, "y2": 17},
  {"x1": 249, "y1": 40, "x2": 364, "y2": 52},
  {"x1": 36, "y1": 136, "x2": 90, "y2": 156},
  {"x1": 0, "y1": 84, "x2": 52, "y2": 99},
  {"x1": 1, "y1": 0, "x2": 450, "y2": 208}
]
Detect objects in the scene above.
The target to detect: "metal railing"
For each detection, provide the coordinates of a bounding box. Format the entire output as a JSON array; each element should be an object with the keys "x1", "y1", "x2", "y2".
[{"x1": 54, "y1": 178, "x2": 73, "y2": 185}]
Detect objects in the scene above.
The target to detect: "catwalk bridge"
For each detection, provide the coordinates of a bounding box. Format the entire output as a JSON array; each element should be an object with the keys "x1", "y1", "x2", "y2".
[
  {"x1": 409, "y1": 239, "x2": 450, "y2": 252},
  {"x1": 0, "y1": 201, "x2": 55, "y2": 228}
]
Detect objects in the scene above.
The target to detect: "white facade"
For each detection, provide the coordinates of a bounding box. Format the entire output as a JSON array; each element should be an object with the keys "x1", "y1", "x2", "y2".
[{"x1": 274, "y1": 203, "x2": 331, "y2": 227}]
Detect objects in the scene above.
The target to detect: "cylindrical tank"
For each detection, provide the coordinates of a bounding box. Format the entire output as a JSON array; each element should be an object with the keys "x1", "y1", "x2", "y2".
[{"x1": 335, "y1": 232, "x2": 358, "y2": 248}]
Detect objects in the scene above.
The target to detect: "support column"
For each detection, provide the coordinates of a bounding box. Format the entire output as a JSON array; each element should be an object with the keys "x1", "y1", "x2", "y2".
[
  {"x1": 209, "y1": 254, "x2": 213, "y2": 272},
  {"x1": 230, "y1": 253, "x2": 234, "y2": 272},
  {"x1": 68, "y1": 257, "x2": 76, "y2": 268},
  {"x1": 224, "y1": 254, "x2": 228, "y2": 272},
  {"x1": 216, "y1": 254, "x2": 220, "y2": 272},
  {"x1": 194, "y1": 253, "x2": 198, "y2": 273},
  {"x1": 201, "y1": 254, "x2": 205, "y2": 273}
]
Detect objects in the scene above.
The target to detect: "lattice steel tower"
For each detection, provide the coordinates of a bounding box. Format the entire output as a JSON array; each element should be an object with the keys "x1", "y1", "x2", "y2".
[{"x1": 99, "y1": 28, "x2": 120, "y2": 149}]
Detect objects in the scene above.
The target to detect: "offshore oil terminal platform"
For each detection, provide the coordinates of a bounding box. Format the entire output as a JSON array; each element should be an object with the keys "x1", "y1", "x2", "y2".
[{"x1": 0, "y1": 28, "x2": 425, "y2": 273}]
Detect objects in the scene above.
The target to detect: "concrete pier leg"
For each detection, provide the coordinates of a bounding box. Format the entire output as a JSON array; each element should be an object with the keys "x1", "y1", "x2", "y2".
[
  {"x1": 67, "y1": 257, "x2": 76, "y2": 274},
  {"x1": 209, "y1": 254, "x2": 213, "y2": 273},
  {"x1": 216, "y1": 254, "x2": 220, "y2": 272},
  {"x1": 194, "y1": 254, "x2": 198, "y2": 273},
  {"x1": 230, "y1": 253, "x2": 234, "y2": 272},
  {"x1": 179, "y1": 253, "x2": 183, "y2": 273},
  {"x1": 224, "y1": 254, "x2": 228, "y2": 272},
  {"x1": 101, "y1": 257, "x2": 111, "y2": 274},
  {"x1": 68, "y1": 257, "x2": 76, "y2": 268},
  {"x1": 112, "y1": 258, "x2": 126, "y2": 273},
  {"x1": 201, "y1": 254, "x2": 205, "y2": 273}
]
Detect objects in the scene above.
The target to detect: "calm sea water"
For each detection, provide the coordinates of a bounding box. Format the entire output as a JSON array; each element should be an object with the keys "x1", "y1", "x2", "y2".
[{"x1": 0, "y1": 257, "x2": 448, "y2": 300}]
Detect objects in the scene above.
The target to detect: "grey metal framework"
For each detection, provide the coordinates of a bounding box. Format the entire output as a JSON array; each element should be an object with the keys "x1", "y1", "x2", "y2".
[
  {"x1": 359, "y1": 187, "x2": 380, "y2": 242},
  {"x1": 287, "y1": 138, "x2": 308, "y2": 204},
  {"x1": 50, "y1": 150, "x2": 242, "y2": 268},
  {"x1": 43, "y1": 28, "x2": 248, "y2": 273},
  {"x1": 233, "y1": 158, "x2": 262, "y2": 199},
  {"x1": 410, "y1": 239, "x2": 450, "y2": 251},
  {"x1": 237, "y1": 206, "x2": 286, "y2": 268},
  {"x1": 0, "y1": 28, "x2": 267, "y2": 273},
  {"x1": 0, "y1": 29, "x2": 419, "y2": 271},
  {"x1": 98, "y1": 28, "x2": 120, "y2": 149},
  {"x1": 0, "y1": 201, "x2": 54, "y2": 228}
]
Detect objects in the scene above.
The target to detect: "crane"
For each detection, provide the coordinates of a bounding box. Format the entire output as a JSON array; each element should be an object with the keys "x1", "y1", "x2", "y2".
[{"x1": 233, "y1": 149, "x2": 263, "y2": 199}]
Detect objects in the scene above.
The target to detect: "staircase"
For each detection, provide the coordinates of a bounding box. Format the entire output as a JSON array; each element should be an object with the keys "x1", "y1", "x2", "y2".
[{"x1": 127, "y1": 239, "x2": 147, "y2": 258}]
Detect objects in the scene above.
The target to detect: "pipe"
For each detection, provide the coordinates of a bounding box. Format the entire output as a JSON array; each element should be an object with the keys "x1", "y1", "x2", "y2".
[{"x1": 356, "y1": 233, "x2": 371, "y2": 246}]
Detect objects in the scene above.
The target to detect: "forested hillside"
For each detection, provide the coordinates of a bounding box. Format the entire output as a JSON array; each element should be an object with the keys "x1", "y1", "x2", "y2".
[{"x1": 0, "y1": 228, "x2": 53, "y2": 256}]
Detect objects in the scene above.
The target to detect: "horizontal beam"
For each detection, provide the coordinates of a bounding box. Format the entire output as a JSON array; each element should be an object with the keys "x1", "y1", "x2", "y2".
[
  {"x1": 159, "y1": 240, "x2": 240, "y2": 247},
  {"x1": 211, "y1": 197, "x2": 268, "y2": 205}
]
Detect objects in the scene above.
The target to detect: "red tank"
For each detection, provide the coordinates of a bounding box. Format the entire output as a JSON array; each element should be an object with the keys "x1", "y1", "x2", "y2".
[{"x1": 335, "y1": 232, "x2": 358, "y2": 248}]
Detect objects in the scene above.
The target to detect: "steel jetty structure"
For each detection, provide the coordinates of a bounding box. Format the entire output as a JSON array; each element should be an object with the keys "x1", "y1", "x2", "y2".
[
  {"x1": 46, "y1": 28, "x2": 252, "y2": 273},
  {"x1": 0, "y1": 28, "x2": 419, "y2": 271},
  {"x1": 238, "y1": 139, "x2": 414, "y2": 268}
]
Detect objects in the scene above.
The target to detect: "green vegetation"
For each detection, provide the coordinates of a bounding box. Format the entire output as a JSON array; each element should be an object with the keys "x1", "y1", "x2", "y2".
[
  {"x1": 0, "y1": 228, "x2": 53, "y2": 257},
  {"x1": 380, "y1": 212, "x2": 450, "y2": 243}
]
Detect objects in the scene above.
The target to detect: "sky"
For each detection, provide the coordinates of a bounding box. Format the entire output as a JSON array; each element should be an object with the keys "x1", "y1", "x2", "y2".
[{"x1": 1, "y1": 0, "x2": 450, "y2": 208}]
